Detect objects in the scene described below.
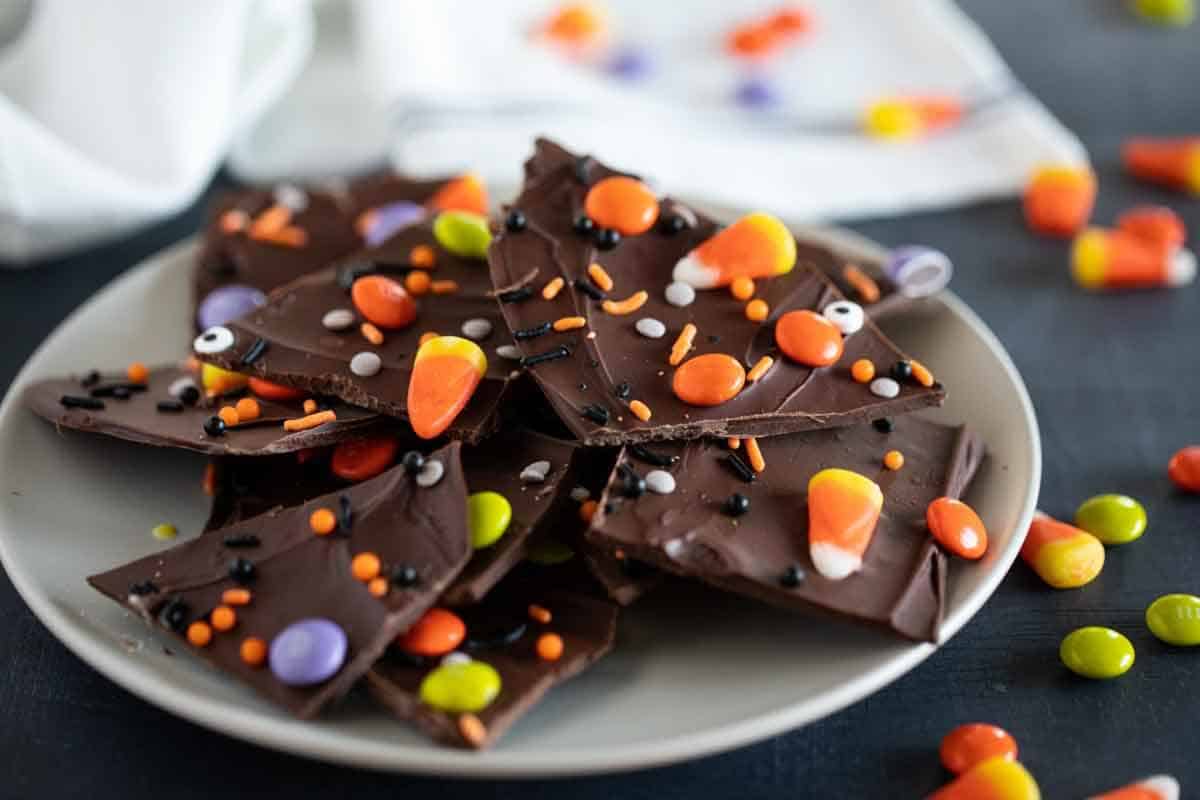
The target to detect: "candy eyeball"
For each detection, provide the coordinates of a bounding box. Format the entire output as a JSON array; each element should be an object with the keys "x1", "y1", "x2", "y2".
[
  {"x1": 193, "y1": 325, "x2": 235, "y2": 355},
  {"x1": 822, "y1": 300, "x2": 864, "y2": 335}
]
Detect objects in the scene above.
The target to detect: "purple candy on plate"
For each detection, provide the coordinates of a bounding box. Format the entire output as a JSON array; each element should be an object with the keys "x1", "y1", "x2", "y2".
[
  {"x1": 269, "y1": 618, "x2": 348, "y2": 687},
  {"x1": 884, "y1": 246, "x2": 953, "y2": 298},
  {"x1": 196, "y1": 285, "x2": 266, "y2": 330},
  {"x1": 734, "y1": 77, "x2": 778, "y2": 109},
  {"x1": 364, "y1": 201, "x2": 426, "y2": 247}
]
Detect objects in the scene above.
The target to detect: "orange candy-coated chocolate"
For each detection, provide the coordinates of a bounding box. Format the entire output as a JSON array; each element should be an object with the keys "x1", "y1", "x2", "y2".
[
  {"x1": 1168, "y1": 446, "x2": 1200, "y2": 492},
  {"x1": 672, "y1": 353, "x2": 746, "y2": 406},
  {"x1": 1123, "y1": 136, "x2": 1200, "y2": 195},
  {"x1": 940, "y1": 723, "x2": 1018, "y2": 775},
  {"x1": 584, "y1": 176, "x2": 659, "y2": 236},
  {"x1": 398, "y1": 608, "x2": 467, "y2": 657},
  {"x1": 352, "y1": 275, "x2": 417, "y2": 330},
  {"x1": 536, "y1": 632, "x2": 564, "y2": 662},
  {"x1": 331, "y1": 437, "x2": 400, "y2": 482},
  {"x1": 927, "y1": 497, "x2": 988, "y2": 559},
  {"x1": 1117, "y1": 205, "x2": 1187, "y2": 250},
  {"x1": 807, "y1": 469, "x2": 883, "y2": 580},
  {"x1": 428, "y1": 172, "x2": 488, "y2": 216},
  {"x1": 775, "y1": 310, "x2": 844, "y2": 367}
]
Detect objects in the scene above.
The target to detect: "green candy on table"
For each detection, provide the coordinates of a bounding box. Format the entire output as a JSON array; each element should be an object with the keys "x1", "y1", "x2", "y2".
[
  {"x1": 1074, "y1": 494, "x2": 1147, "y2": 545},
  {"x1": 1146, "y1": 594, "x2": 1200, "y2": 646},
  {"x1": 1060, "y1": 626, "x2": 1135, "y2": 679},
  {"x1": 418, "y1": 659, "x2": 502, "y2": 713},
  {"x1": 468, "y1": 491, "x2": 512, "y2": 550},
  {"x1": 433, "y1": 211, "x2": 492, "y2": 259},
  {"x1": 1132, "y1": 0, "x2": 1195, "y2": 26}
]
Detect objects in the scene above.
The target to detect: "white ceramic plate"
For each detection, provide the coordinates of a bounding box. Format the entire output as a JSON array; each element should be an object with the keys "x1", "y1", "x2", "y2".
[{"x1": 0, "y1": 231, "x2": 1039, "y2": 778}]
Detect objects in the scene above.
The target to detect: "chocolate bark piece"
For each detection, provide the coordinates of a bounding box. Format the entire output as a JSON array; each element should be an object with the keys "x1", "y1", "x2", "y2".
[
  {"x1": 204, "y1": 430, "x2": 579, "y2": 606},
  {"x1": 25, "y1": 366, "x2": 384, "y2": 456},
  {"x1": 88, "y1": 442, "x2": 471, "y2": 719},
  {"x1": 586, "y1": 418, "x2": 985, "y2": 641},
  {"x1": 488, "y1": 139, "x2": 944, "y2": 445},
  {"x1": 194, "y1": 217, "x2": 518, "y2": 443},
  {"x1": 797, "y1": 240, "x2": 916, "y2": 321},
  {"x1": 365, "y1": 566, "x2": 618, "y2": 749}
]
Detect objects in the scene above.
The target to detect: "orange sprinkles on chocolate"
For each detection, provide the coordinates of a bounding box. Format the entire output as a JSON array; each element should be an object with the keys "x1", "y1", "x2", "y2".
[
  {"x1": 361, "y1": 322, "x2": 385, "y2": 346},
  {"x1": 910, "y1": 359, "x2": 935, "y2": 387},
  {"x1": 669, "y1": 323, "x2": 698, "y2": 366},
  {"x1": 730, "y1": 276, "x2": 755, "y2": 301},
  {"x1": 746, "y1": 355, "x2": 774, "y2": 383},
  {"x1": 884, "y1": 450, "x2": 905, "y2": 470},
  {"x1": 588, "y1": 262, "x2": 615, "y2": 292},
  {"x1": 553, "y1": 316, "x2": 587, "y2": 332},
  {"x1": 222, "y1": 588, "x2": 252, "y2": 606},
  {"x1": 405, "y1": 270, "x2": 432, "y2": 296},
  {"x1": 458, "y1": 713, "x2": 488, "y2": 748},
  {"x1": 240, "y1": 637, "x2": 267, "y2": 667},
  {"x1": 302, "y1": 398, "x2": 318, "y2": 415},
  {"x1": 744, "y1": 298, "x2": 769, "y2": 322},
  {"x1": 843, "y1": 264, "x2": 881, "y2": 303},
  {"x1": 541, "y1": 276, "x2": 565, "y2": 300},
  {"x1": 187, "y1": 621, "x2": 213, "y2": 647},
  {"x1": 851, "y1": 358, "x2": 875, "y2": 383},
  {"x1": 283, "y1": 410, "x2": 336, "y2": 432},
  {"x1": 528, "y1": 604, "x2": 552, "y2": 624},
  {"x1": 351, "y1": 552, "x2": 382, "y2": 582},
  {"x1": 310, "y1": 507, "x2": 337, "y2": 536},
  {"x1": 629, "y1": 399, "x2": 652, "y2": 421},
  {"x1": 234, "y1": 397, "x2": 260, "y2": 422},
  {"x1": 410, "y1": 244, "x2": 436, "y2": 269},
  {"x1": 744, "y1": 437, "x2": 766, "y2": 473},
  {"x1": 536, "y1": 632, "x2": 565, "y2": 662},
  {"x1": 431, "y1": 279, "x2": 459, "y2": 295},
  {"x1": 211, "y1": 605, "x2": 237, "y2": 632},
  {"x1": 601, "y1": 290, "x2": 648, "y2": 315}
]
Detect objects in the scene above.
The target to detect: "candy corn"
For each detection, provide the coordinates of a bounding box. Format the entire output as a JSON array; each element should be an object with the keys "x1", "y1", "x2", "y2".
[
  {"x1": 864, "y1": 95, "x2": 963, "y2": 140},
  {"x1": 201, "y1": 363, "x2": 248, "y2": 396},
  {"x1": 1116, "y1": 205, "x2": 1187, "y2": 250},
  {"x1": 1123, "y1": 137, "x2": 1200, "y2": 194},
  {"x1": 427, "y1": 172, "x2": 488, "y2": 216},
  {"x1": 884, "y1": 246, "x2": 953, "y2": 298},
  {"x1": 406, "y1": 336, "x2": 487, "y2": 439},
  {"x1": 1088, "y1": 774, "x2": 1179, "y2": 800},
  {"x1": 672, "y1": 212, "x2": 796, "y2": 289},
  {"x1": 725, "y1": 6, "x2": 813, "y2": 59},
  {"x1": 1071, "y1": 227, "x2": 1196, "y2": 290},
  {"x1": 1023, "y1": 165, "x2": 1097, "y2": 237},
  {"x1": 806, "y1": 469, "x2": 883, "y2": 580},
  {"x1": 928, "y1": 757, "x2": 1041, "y2": 800},
  {"x1": 1021, "y1": 511, "x2": 1105, "y2": 589}
]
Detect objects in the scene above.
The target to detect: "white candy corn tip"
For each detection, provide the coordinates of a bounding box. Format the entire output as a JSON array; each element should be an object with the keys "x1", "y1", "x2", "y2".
[
  {"x1": 672, "y1": 254, "x2": 719, "y2": 289},
  {"x1": 809, "y1": 542, "x2": 863, "y2": 580},
  {"x1": 1088, "y1": 775, "x2": 1179, "y2": 800},
  {"x1": 1169, "y1": 248, "x2": 1197, "y2": 287}
]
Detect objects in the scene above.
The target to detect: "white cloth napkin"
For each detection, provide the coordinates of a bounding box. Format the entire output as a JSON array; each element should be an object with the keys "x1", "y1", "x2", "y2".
[{"x1": 0, "y1": 0, "x2": 1085, "y2": 265}]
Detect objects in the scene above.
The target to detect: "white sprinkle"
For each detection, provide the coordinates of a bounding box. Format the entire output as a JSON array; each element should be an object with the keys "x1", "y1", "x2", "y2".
[
  {"x1": 461, "y1": 318, "x2": 493, "y2": 341},
  {"x1": 349, "y1": 352, "x2": 382, "y2": 377},
  {"x1": 441, "y1": 651, "x2": 471, "y2": 666},
  {"x1": 664, "y1": 281, "x2": 696, "y2": 307},
  {"x1": 416, "y1": 459, "x2": 445, "y2": 488},
  {"x1": 520, "y1": 460, "x2": 552, "y2": 483},
  {"x1": 821, "y1": 301, "x2": 865, "y2": 335},
  {"x1": 645, "y1": 470, "x2": 676, "y2": 495},
  {"x1": 167, "y1": 376, "x2": 198, "y2": 399},
  {"x1": 496, "y1": 345, "x2": 522, "y2": 360},
  {"x1": 869, "y1": 377, "x2": 900, "y2": 399},
  {"x1": 635, "y1": 318, "x2": 667, "y2": 339},
  {"x1": 569, "y1": 486, "x2": 591, "y2": 502},
  {"x1": 274, "y1": 183, "x2": 309, "y2": 212},
  {"x1": 322, "y1": 308, "x2": 355, "y2": 331},
  {"x1": 663, "y1": 539, "x2": 685, "y2": 558}
]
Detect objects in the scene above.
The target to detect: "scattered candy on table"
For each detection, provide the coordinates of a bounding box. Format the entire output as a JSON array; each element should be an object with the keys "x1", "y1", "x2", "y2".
[
  {"x1": 1071, "y1": 227, "x2": 1196, "y2": 290},
  {"x1": 863, "y1": 95, "x2": 963, "y2": 140},
  {"x1": 940, "y1": 723, "x2": 1018, "y2": 775},
  {"x1": 807, "y1": 468, "x2": 883, "y2": 580},
  {"x1": 1074, "y1": 494, "x2": 1147, "y2": 545},
  {"x1": 1023, "y1": 165, "x2": 1097, "y2": 237},
  {"x1": 1145, "y1": 594, "x2": 1200, "y2": 646},
  {"x1": 926, "y1": 497, "x2": 988, "y2": 559},
  {"x1": 1021, "y1": 511, "x2": 1105, "y2": 589},
  {"x1": 1116, "y1": 205, "x2": 1187, "y2": 250},
  {"x1": 1167, "y1": 445, "x2": 1200, "y2": 492},
  {"x1": 1060, "y1": 626, "x2": 1135, "y2": 679},
  {"x1": 1123, "y1": 136, "x2": 1200, "y2": 194},
  {"x1": 1087, "y1": 774, "x2": 1180, "y2": 800},
  {"x1": 928, "y1": 756, "x2": 1041, "y2": 800}
]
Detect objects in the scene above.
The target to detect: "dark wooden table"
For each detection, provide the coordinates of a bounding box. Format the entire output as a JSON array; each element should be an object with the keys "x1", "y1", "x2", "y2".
[{"x1": 2, "y1": 2, "x2": 1198, "y2": 797}]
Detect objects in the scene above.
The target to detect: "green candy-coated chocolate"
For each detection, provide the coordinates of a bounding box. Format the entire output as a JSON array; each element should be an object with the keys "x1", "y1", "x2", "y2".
[
  {"x1": 525, "y1": 538, "x2": 576, "y2": 565},
  {"x1": 1060, "y1": 626, "x2": 1135, "y2": 679},
  {"x1": 1146, "y1": 593, "x2": 1200, "y2": 646},
  {"x1": 418, "y1": 659, "x2": 502, "y2": 713},
  {"x1": 468, "y1": 491, "x2": 512, "y2": 550},
  {"x1": 433, "y1": 211, "x2": 492, "y2": 259},
  {"x1": 1133, "y1": 0, "x2": 1195, "y2": 26},
  {"x1": 1074, "y1": 494, "x2": 1147, "y2": 545}
]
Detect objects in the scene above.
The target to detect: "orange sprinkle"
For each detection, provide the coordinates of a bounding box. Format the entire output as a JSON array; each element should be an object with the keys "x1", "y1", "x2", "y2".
[
  {"x1": 368, "y1": 576, "x2": 389, "y2": 597},
  {"x1": 126, "y1": 362, "x2": 149, "y2": 384},
  {"x1": 542, "y1": 276, "x2": 565, "y2": 300},
  {"x1": 248, "y1": 204, "x2": 291, "y2": 237},
  {"x1": 418, "y1": 331, "x2": 439, "y2": 346},
  {"x1": 410, "y1": 244, "x2": 436, "y2": 269},
  {"x1": 405, "y1": 270, "x2": 432, "y2": 296},
  {"x1": 458, "y1": 713, "x2": 488, "y2": 748},
  {"x1": 431, "y1": 279, "x2": 459, "y2": 294},
  {"x1": 730, "y1": 276, "x2": 755, "y2": 301},
  {"x1": 629, "y1": 399, "x2": 652, "y2": 421},
  {"x1": 851, "y1": 359, "x2": 876, "y2": 383},
  {"x1": 254, "y1": 226, "x2": 307, "y2": 248},
  {"x1": 588, "y1": 262, "x2": 615, "y2": 292},
  {"x1": 202, "y1": 463, "x2": 217, "y2": 496},
  {"x1": 240, "y1": 637, "x2": 267, "y2": 667},
  {"x1": 745, "y1": 437, "x2": 766, "y2": 473},
  {"x1": 910, "y1": 359, "x2": 935, "y2": 388},
  {"x1": 746, "y1": 355, "x2": 774, "y2": 383},
  {"x1": 219, "y1": 209, "x2": 248, "y2": 234},
  {"x1": 310, "y1": 507, "x2": 337, "y2": 536},
  {"x1": 218, "y1": 406, "x2": 240, "y2": 428},
  {"x1": 669, "y1": 323, "x2": 698, "y2": 366},
  {"x1": 843, "y1": 264, "x2": 881, "y2": 304},
  {"x1": 210, "y1": 605, "x2": 237, "y2": 632},
  {"x1": 601, "y1": 291, "x2": 648, "y2": 316},
  {"x1": 234, "y1": 397, "x2": 260, "y2": 422},
  {"x1": 187, "y1": 621, "x2": 213, "y2": 648},
  {"x1": 302, "y1": 398, "x2": 318, "y2": 415},
  {"x1": 352, "y1": 552, "x2": 382, "y2": 582},
  {"x1": 536, "y1": 632, "x2": 565, "y2": 662},
  {"x1": 579, "y1": 499, "x2": 598, "y2": 523},
  {"x1": 672, "y1": 353, "x2": 746, "y2": 406},
  {"x1": 221, "y1": 588, "x2": 252, "y2": 606},
  {"x1": 884, "y1": 450, "x2": 905, "y2": 471},
  {"x1": 728, "y1": 437, "x2": 741, "y2": 450},
  {"x1": 745, "y1": 298, "x2": 770, "y2": 322},
  {"x1": 283, "y1": 410, "x2": 336, "y2": 432},
  {"x1": 553, "y1": 316, "x2": 587, "y2": 332},
  {"x1": 528, "y1": 604, "x2": 552, "y2": 624},
  {"x1": 361, "y1": 322, "x2": 385, "y2": 346}
]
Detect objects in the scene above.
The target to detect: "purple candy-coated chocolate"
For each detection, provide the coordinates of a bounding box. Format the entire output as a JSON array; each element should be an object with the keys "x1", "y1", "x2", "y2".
[
  {"x1": 364, "y1": 201, "x2": 426, "y2": 247},
  {"x1": 269, "y1": 618, "x2": 348, "y2": 687},
  {"x1": 607, "y1": 47, "x2": 652, "y2": 80},
  {"x1": 196, "y1": 285, "x2": 267, "y2": 330},
  {"x1": 884, "y1": 246, "x2": 953, "y2": 298},
  {"x1": 734, "y1": 77, "x2": 778, "y2": 109}
]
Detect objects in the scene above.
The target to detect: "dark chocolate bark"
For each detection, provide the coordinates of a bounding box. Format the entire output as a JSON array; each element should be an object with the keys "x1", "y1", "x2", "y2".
[
  {"x1": 488, "y1": 139, "x2": 944, "y2": 445},
  {"x1": 586, "y1": 417, "x2": 985, "y2": 641},
  {"x1": 88, "y1": 442, "x2": 471, "y2": 718}
]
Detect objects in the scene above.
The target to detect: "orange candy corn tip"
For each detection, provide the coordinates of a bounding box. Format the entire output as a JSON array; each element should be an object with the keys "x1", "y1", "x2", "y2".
[
  {"x1": 807, "y1": 469, "x2": 883, "y2": 580},
  {"x1": 672, "y1": 212, "x2": 796, "y2": 289},
  {"x1": 1088, "y1": 775, "x2": 1179, "y2": 800},
  {"x1": 1071, "y1": 227, "x2": 1196, "y2": 290},
  {"x1": 428, "y1": 172, "x2": 488, "y2": 216},
  {"x1": 1023, "y1": 164, "x2": 1096, "y2": 238},
  {"x1": 928, "y1": 757, "x2": 1041, "y2": 800},
  {"x1": 407, "y1": 336, "x2": 487, "y2": 440},
  {"x1": 1122, "y1": 137, "x2": 1200, "y2": 195},
  {"x1": 1116, "y1": 205, "x2": 1187, "y2": 250}
]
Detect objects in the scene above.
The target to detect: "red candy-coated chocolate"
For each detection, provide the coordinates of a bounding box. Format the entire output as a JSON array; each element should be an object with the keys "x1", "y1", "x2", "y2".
[
  {"x1": 351, "y1": 275, "x2": 418, "y2": 330},
  {"x1": 1168, "y1": 446, "x2": 1200, "y2": 493},
  {"x1": 774, "y1": 310, "x2": 844, "y2": 367},
  {"x1": 940, "y1": 723, "x2": 1018, "y2": 775},
  {"x1": 398, "y1": 608, "x2": 466, "y2": 657},
  {"x1": 247, "y1": 376, "x2": 306, "y2": 401},
  {"x1": 331, "y1": 437, "x2": 400, "y2": 482}
]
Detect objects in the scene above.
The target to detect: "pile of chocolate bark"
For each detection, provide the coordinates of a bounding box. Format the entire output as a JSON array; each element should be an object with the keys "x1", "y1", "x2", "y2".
[{"x1": 26, "y1": 139, "x2": 978, "y2": 749}]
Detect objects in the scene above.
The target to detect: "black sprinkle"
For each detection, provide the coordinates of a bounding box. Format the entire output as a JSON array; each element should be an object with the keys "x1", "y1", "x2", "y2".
[
  {"x1": 514, "y1": 321, "x2": 553, "y2": 340},
  {"x1": 780, "y1": 565, "x2": 805, "y2": 588},
  {"x1": 573, "y1": 278, "x2": 605, "y2": 301},
  {"x1": 228, "y1": 558, "x2": 256, "y2": 584},
  {"x1": 621, "y1": 557, "x2": 654, "y2": 578},
  {"x1": 603, "y1": 501, "x2": 617, "y2": 515},
  {"x1": 391, "y1": 564, "x2": 419, "y2": 587},
  {"x1": 891, "y1": 360, "x2": 913, "y2": 382},
  {"x1": 401, "y1": 450, "x2": 425, "y2": 474},
  {"x1": 240, "y1": 337, "x2": 268, "y2": 366},
  {"x1": 505, "y1": 209, "x2": 527, "y2": 232},
  {"x1": 223, "y1": 534, "x2": 261, "y2": 548},
  {"x1": 129, "y1": 580, "x2": 158, "y2": 596},
  {"x1": 595, "y1": 228, "x2": 621, "y2": 250},
  {"x1": 80, "y1": 370, "x2": 101, "y2": 388},
  {"x1": 520, "y1": 346, "x2": 571, "y2": 368},
  {"x1": 465, "y1": 621, "x2": 528, "y2": 652},
  {"x1": 497, "y1": 285, "x2": 534, "y2": 303},
  {"x1": 337, "y1": 261, "x2": 376, "y2": 289},
  {"x1": 574, "y1": 156, "x2": 594, "y2": 184},
  {"x1": 337, "y1": 495, "x2": 353, "y2": 533},
  {"x1": 658, "y1": 213, "x2": 688, "y2": 235},
  {"x1": 723, "y1": 493, "x2": 751, "y2": 516},
  {"x1": 618, "y1": 464, "x2": 647, "y2": 498},
  {"x1": 582, "y1": 404, "x2": 610, "y2": 425},
  {"x1": 873, "y1": 418, "x2": 895, "y2": 434},
  {"x1": 203, "y1": 416, "x2": 226, "y2": 437},
  {"x1": 614, "y1": 382, "x2": 631, "y2": 400},
  {"x1": 60, "y1": 395, "x2": 105, "y2": 410},
  {"x1": 159, "y1": 598, "x2": 190, "y2": 632},
  {"x1": 180, "y1": 385, "x2": 201, "y2": 406},
  {"x1": 629, "y1": 445, "x2": 678, "y2": 467},
  {"x1": 156, "y1": 400, "x2": 184, "y2": 413},
  {"x1": 573, "y1": 215, "x2": 596, "y2": 236},
  {"x1": 707, "y1": 334, "x2": 721, "y2": 344},
  {"x1": 723, "y1": 453, "x2": 757, "y2": 483}
]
